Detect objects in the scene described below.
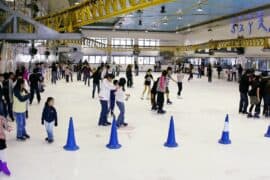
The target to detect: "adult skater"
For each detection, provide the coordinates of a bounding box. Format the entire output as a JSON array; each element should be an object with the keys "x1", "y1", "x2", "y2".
[
  {"x1": 207, "y1": 64, "x2": 213, "y2": 82},
  {"x1": 126, "y1": 65, "x2": 133, "y2": 88},
  {"x1": 13, "y1": 79, "x2": 30, "y2": 140},
  {"x1": 2, "y1": 73, "x2": 14, "y2": 121},
  {"x1": 92, "y1": 67, "x2": 102, "y2": 98},
  {"x1": 141, "y1": 69, "x2": 153, "y2": 100},
  {"x1": 98, "y1": 74, "x2": 115, "y2": 126},
  {"x1": 239, "y1": 70, "x2": 251, "y2": 114},
  {"x1": 188, "y1": 64, "x2": 193, "y2": 81},
  {"x1": 29, "y1": 68, "x2": 42, "y2": 104},
  {"x1": 247, "y1": 75, "x2": 260, "y2": 118}
]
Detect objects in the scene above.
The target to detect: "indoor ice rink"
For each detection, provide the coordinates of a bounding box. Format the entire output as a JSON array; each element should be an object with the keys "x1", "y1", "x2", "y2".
[{"x1": 1, "y1": 0, "x2": 270, "y2": 180}]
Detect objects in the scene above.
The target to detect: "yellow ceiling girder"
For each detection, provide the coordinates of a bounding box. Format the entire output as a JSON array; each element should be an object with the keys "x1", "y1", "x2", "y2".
[
  {"x1": 48, "y1": 36, "x2": 269, "y2": 53},
  {"x1": 35, "y1": 0, "x2": 173, "y2": 32}
]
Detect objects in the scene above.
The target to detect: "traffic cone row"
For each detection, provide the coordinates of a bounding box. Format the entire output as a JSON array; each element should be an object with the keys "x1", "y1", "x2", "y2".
[{"x1": 63, "y1": 114, "x2": 270, "y2": 152}]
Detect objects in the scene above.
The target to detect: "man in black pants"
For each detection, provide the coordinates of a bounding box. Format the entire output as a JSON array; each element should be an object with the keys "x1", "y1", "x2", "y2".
[
  {"x1": 92, "y1": 67, "x2": 101, "y2": 98},
  {"x1": 239, "y1": 70, "x2": 251, "y2": 114},
  {"x1": 29, "y1": 68, "x2": 42, "y2": 104}
]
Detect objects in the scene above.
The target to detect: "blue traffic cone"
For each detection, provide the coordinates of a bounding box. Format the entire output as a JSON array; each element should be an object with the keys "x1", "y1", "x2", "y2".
[
  {"x1": 63, "y1": 117, "x2": 79, "y2": 151},
  {"x1": 164, "y1": 116, "x2": 178, "y2": 148},
  {"x1": 106, "y1": 119, "x2": 121, "y2": 149},
  {"x1": 264, "y1": 125, "x2": 270, "y2": 137},
  {"x1": 218, "y1": 114, "x2": 231, "y2": 144}
]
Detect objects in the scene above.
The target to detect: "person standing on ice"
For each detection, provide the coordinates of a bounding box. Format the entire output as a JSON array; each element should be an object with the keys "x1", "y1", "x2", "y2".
[
  {"x1": 165, "y1": 67, "x2": 177, "y2": 105},
  {"x1": 176, "y1": 69, "x2": 184, "y2": 98},
  {"x1": 156, "y1": 70, "x2": 168, "y2": 114},
  {"x1": 41, "y1": 97, "x2": 58, "y2": 143},
  {"x1": 247, "y1": 75, "x2": 260, "y2": 118},
  {"x1": 115, "y1": 78, "x2": 130, "y2": 127},
  {"x1": 141, "y1": 69, "x2": 153, "y2": 100},
  {"x1": 239, "y1": 70, "x2": 251, "y2": 114},
  {"x1": 98, "y1": 74, "x2": 115, "y2": 126},
  {"x1": 13, "y1": 79, "x2": 30, "y2": 141},
  {"x1": 0, "y1": 115, "x2": 12, "y2": 176}
]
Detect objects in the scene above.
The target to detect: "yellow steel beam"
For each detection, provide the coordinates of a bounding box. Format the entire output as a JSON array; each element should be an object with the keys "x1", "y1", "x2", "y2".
[
  {"x1": 48, "y1": 36, "x2": 269, "y2": 53},
  {"x1": 36, "y1": 0, "x2": 174, "y2": 32}
]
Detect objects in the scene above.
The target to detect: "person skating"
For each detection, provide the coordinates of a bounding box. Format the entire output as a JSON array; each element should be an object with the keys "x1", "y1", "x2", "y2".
[
  {"x1": 29, "y1": 68, "x2": 42, "y2": 104},
  {"x1": 165, "y1": 67, "x2": 177, "y2": 105},
  {"x1": 2, "y1": 73, "x2": 14, "y2": 121},
  {"x1": 247, "y1": 75, "x2": 260, "y2": 118},
  {"x1": 92, "y1": 67, "x2": 102, "y2": 98},
  {"x1": 176, "y1": 69, "x2": 184, "y2": 98},
  {"x1": 109, "y1": 80, "x2": 118, "y2": 117},
  {"x1": 13, "y1": 79, "x2": 30, "y2": 141},
  {"x1": 98, "y1": 74, "x2": 115, "y2": 126},
  {"x1": 126, "y1": 65, "x2": 133, "y2": 88},
  {"x1": 156, "y1": 70, "x2": 168, "y2": 114},
  {"x1": 115, "y1": 78, "x2": 130, "y2": 127},
  {"x1": 141, "y1": 69, "x2": 153, "y2": 100},
  {"x1": 207, "y1": 64, "x2": 213, "y2": 82},
  {"x1": 239, "y1": 70, "x2": 251, "y2": 114},
  {"x1": 41, "y1": 97, "x2": 58, "y2": 143}
]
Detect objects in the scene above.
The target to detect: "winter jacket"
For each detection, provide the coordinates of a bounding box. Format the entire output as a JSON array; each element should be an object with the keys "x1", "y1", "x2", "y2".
[
  {"x1": 42, "y1": 105, "x2": 58, "y2": 126},
  {"x1": 13, "y1": 88, "x2": 29, "y2": 113}
]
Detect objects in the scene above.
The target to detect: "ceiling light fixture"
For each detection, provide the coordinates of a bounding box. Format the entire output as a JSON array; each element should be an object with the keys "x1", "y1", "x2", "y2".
[
  {"x1": 160, "y1": 6, "x2": 166, "y2": 13},
  {"x1": 197, "y1": 6, "x2": 203, "y2": 12}
]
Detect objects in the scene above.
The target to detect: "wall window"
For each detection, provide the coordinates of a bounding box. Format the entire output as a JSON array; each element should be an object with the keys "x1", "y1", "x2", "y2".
[
  {"x1": 89, "y1": 37, "x2": 108, "y2": 48},
  {"x1": 88, "y1": 56, "x2": 108, "y2": 64},
  {"x1": 112, "y1": 38, "x2": 134, "y2": 48},
  {"x1": 138, "y1": 39, "x2": 160, "y2": 47},
  {"x1": 138, "y1": 56, "x2": 156, "y2": 65},
  {"x1": 112, "y1": 56, "x2": 134, "y2": 64}
]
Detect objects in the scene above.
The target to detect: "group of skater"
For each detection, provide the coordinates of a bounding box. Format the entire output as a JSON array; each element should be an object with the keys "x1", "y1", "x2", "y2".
[
  {"x1": 239, "y1": 69, "x2": 270, "y2": 118},
  {"x1": 0, "y1": 59, "x2": 256, "y2": 177},
  {"x1": 0, "y1": 64, "x2": 58, "y2": 176}
]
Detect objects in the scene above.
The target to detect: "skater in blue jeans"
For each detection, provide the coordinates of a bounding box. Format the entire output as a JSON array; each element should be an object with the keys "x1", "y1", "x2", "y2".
[
  {"x1": 13, "y1": 79, "x2": 30, "y2": 141},
  {"x1": 115, "y1": 78, "x2": 130, "y2": 127},
  {"x1": 98, "y1": 74, "x2": 115, "y2": 126},
  {"x1": 41, "y1": 97, "x2": 58, "y2": 143}
]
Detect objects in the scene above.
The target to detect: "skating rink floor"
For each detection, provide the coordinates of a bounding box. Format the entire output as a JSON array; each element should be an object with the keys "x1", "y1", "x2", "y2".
[{"x1": 2, "y1": 73, "x2": 270, "y2": 180}]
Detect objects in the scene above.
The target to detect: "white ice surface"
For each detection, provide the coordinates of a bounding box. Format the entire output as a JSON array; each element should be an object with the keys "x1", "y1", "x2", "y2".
[{"x1": 2, "y1": 73, "x2": 270, "y2": 180}]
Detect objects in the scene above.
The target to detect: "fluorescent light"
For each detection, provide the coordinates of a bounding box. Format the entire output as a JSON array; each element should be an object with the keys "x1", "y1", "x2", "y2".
[
  {"x1": 177, "y1": 16, "x2": 183, "y2": 20},
  {"x1": 197, "y1": 6, "x2": 203, "y2": 12}
]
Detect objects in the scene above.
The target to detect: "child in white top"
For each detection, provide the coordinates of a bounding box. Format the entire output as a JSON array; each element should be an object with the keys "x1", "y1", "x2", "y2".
[
  {"x1": 115, "y1": 78, "x2": 130, "y2": 127},
  {"x1": 176, "y1": 69, "x2": 184, "y2": 97}
]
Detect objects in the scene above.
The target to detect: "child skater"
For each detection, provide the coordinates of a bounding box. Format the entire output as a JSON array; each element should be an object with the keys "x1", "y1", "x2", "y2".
[
  {"x1": 0, "y1": 115, "x2": 11, "y2": 176},
  {"x1": 115, "y1": 78, "x2": 130, "y2": 127},
  {"x1": 141, "y1": 69, "x2": 153, "y2": 100},
  {"x1": 41, "y1": 97, "x2": 58, "y2": 143},
  {"x1": 157, "y1": 70, "x2": 168, "y2": 114},
  {"x1": 98, "y1": 74, "x2": 115, "y2": 126},
  {"x1": 176, "y1": 69, "x2": 184, "y2": 98},
  {"x1": 110, "y1": 80, "x2": 118, "y2": 117}
]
